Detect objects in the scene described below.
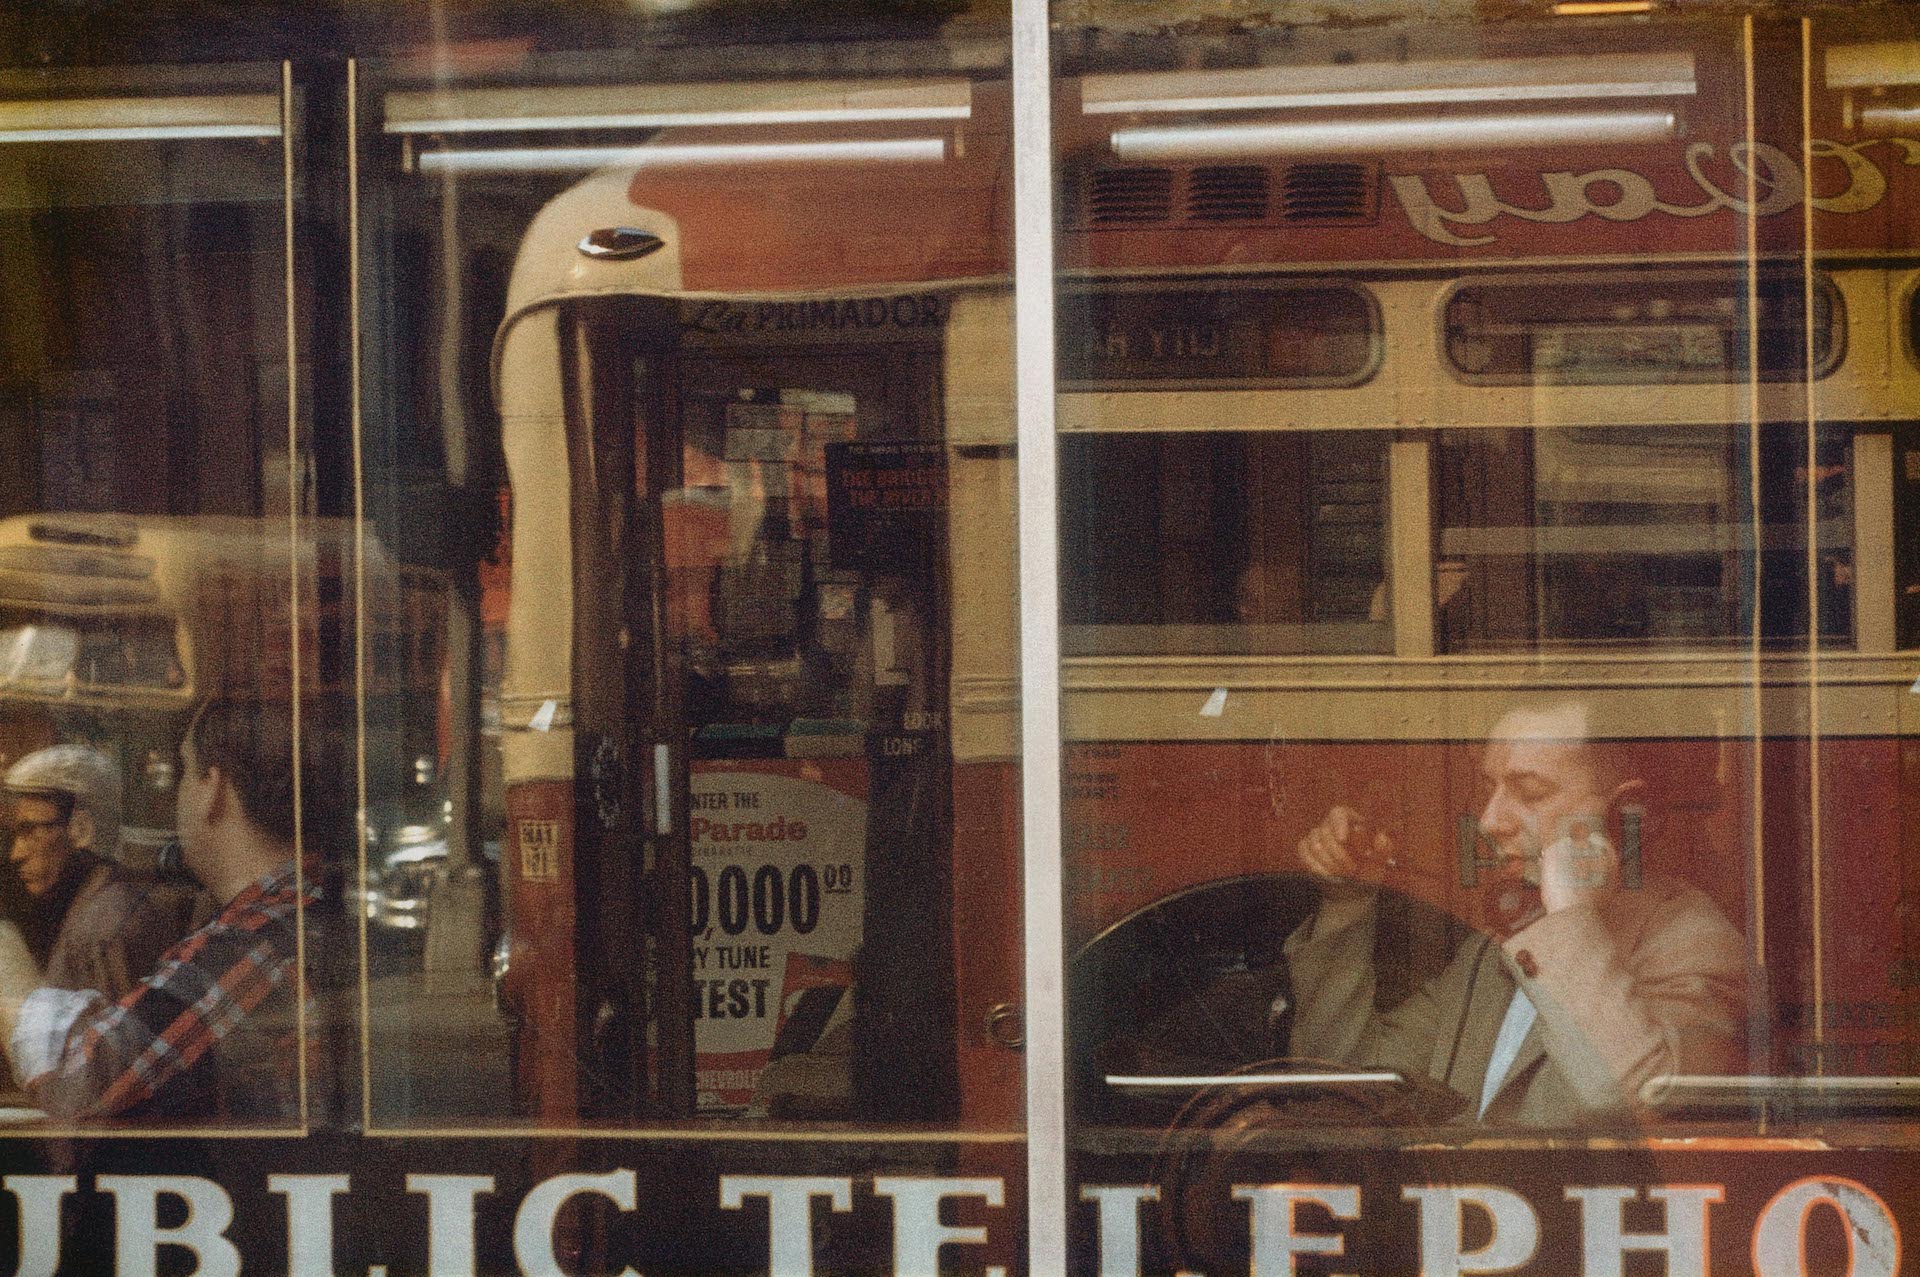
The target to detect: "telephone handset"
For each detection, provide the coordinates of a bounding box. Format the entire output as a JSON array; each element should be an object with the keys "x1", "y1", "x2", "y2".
[
  {"x1": 1483, "y1": 877, "x2": 1544, "y2": 939},
  {"x1": 1455, "y1": 804, "x2": 1643, "y2": 940}
]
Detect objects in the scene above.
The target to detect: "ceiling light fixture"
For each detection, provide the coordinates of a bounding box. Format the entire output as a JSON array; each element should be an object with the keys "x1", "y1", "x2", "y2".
[
  {"x1": 416, "y1": 136, "x2": 949, "y2": 175},
  {"x1": 387, "y1": 78, "x2": 972, "y2": 135},
  {"x1": 1553, "y1": 1, "x2": 1659, "y2": 15},
  {"x1": 1109, "y1": 107, "x2": 1678, "y2": 161},
  {"x1": 1083, "y1": 52, "x2": 1693, "y2": 116},
  {"x1": 0, "y1": 94, "x2": 281, "y2": 144}
]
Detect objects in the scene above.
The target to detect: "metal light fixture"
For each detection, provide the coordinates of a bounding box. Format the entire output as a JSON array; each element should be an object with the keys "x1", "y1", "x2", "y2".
[
  {"x1": 1825, "y1": 42, "x2": 1920, "y2": 90},
  {"x1": 1856, "y1": 103, "x2": 1920, "y2": 134},
  {"x1": 386, "y1": 78, "x2": 972, "y2": 135},
  {"x1": 1110, "y1": 107, "x2": 1679, "y2": 161},
  {"x1": 416, "y1": 136, "x2": 949, "y2": 175},
  {"x1": 1083, "y1": 52, "x2": 1695, "y2": 117},
  {"x1": 0, "y1": 94, "x2": 281, "y2": 144},
  {"x1": 1553, "y1": 1, "x2": 1659, "y2": 15}
]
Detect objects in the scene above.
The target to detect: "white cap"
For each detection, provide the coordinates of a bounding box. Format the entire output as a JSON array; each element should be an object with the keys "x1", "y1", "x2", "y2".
[{"x1": 5, "y1": 744, "x2": 122, "y2": 858}]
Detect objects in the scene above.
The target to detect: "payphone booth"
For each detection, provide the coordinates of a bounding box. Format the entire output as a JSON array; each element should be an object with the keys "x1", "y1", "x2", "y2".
[{"x1": 490, "y1": 96, "x2": 1020, "y2": 1126}]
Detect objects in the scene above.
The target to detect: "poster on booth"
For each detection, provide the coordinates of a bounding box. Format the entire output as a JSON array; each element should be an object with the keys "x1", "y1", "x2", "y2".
[{"x1": 690, "y1": 760, "x2": 866, "y2": 1110}]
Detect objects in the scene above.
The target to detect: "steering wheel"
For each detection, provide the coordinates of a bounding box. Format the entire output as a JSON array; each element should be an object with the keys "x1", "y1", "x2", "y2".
[
  {"x1": 1148, "y1": 1055, "x2": 1466, "y2": 1274},
  {"x1": 1069, "y1": 871, "x2": 1467, "y2": 1126}
]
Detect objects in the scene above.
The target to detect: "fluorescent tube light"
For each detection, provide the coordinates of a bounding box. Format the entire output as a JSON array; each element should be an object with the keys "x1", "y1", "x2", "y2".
[
  {"x1": 0, "y1": 94, "x2": 281, "y2": 144},
  {"x1": 417, "y1": 136, "x2": 949, "y2": 175},
  {"x1": 1553, "y1": 1, "x2": 1658, "y2": 14},
  {"x1": 0, "y1": 125, "x2": 279, "y2": 143},
  {"x1": 1083, "y1": 52, "x2": 1694, "y2": 116},
  {"x1": 1857, "y1": 103, "x2": 1920, "y2": 133},
  {"x1": 386, "y1": 78, "x2": 971, "y2": 135},
  {"x1": 1110, "y1": 107, "x2": 1677, "y2": 161}
]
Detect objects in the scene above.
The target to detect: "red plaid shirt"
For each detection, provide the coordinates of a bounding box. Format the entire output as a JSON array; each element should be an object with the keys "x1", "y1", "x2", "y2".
[{"x1": 22, "y1": 860, "x2": 311, "y2": 1120}]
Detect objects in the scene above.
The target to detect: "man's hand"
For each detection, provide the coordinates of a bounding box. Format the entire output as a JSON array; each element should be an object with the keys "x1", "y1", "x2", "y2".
[
  {"x1": 0, "y1": 921, "x2": 41, "y2": 1042},
  {"x1": 1537, "y1": 816, "x2": 1619, "y2": 915},
  {"x1": 1297, "y1": 805, "x2": 1393, "y2": 901}
]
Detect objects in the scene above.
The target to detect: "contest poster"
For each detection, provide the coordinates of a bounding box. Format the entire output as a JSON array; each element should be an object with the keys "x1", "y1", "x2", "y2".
[{"x1": 688, "y1": 760, "x2": 867, "y2": 1110}]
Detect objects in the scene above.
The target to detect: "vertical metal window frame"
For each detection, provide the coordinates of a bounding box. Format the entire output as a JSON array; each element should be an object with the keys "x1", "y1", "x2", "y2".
[
  {"x1": 1013, "y1": 0, "x2": 1067, "y2": 1269},
  {"x1": 280, "y1": 57, "x2": 317, "y2": 1134},
  {"x1": 345, "y1": 56, "x2": 375, "y2": 1129},
  {"x1": 1796, "y1": 18, "x2": 1826, "y2": 1065},
  {"x1": 1738, "y1": 15, "x2": 1772, "y2": 1017}
]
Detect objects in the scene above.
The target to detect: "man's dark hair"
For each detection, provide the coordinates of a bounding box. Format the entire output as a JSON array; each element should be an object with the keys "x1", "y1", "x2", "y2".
[
  {"x1": 183, "y1": 695, "x2": 353, "y2": 853},
  {"x1": 1490, "y1": 694, "x2": 1641, "y2": 795}
]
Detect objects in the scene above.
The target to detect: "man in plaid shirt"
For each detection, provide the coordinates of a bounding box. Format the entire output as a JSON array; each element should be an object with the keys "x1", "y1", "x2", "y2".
[{"x1": 0, "y1": 696, "x2": 334, "y2": 1121}]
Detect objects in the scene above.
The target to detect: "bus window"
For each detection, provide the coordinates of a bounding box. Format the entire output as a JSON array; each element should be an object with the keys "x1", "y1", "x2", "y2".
[
  {"x1": 0, "y1": 612, "x2": 183, "y2": 691},
  {"x1": 1441, "y1": 267, "x2": 1843, "y2": 385},
  {"x1": 1062, "y1": 431, "x2": 1390, "y2": 655},
  {"x1": 1058, "y1": 280, "x2": 1380, "y2": 389},
  {"x1": 1436, "y1": 424, "x2": 1853, "y2": 650}
]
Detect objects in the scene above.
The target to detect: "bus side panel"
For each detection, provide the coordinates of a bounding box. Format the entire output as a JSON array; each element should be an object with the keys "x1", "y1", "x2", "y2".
[
  {"x1": 951, "y1": 759, "x2": 1024, "y2": 1129},
  {"x1": 1811, "y1": 736, "x2": 1920, "y2": 1076},
  {"x1": 503, "y1": 777, "x2": 579, "y2": 1119}
]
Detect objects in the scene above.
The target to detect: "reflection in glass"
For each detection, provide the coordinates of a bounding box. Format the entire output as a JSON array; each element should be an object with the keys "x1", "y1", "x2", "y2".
[
  {"x1": 1062, "y1": 432, "x2": 1389, "y2": 655},
  {"x1": 1442, "y1": 267, "x2": 1842, "y2": 385},
  {"x1": 1437, "y1": 424, "x2": 1852, "y2": 650}
]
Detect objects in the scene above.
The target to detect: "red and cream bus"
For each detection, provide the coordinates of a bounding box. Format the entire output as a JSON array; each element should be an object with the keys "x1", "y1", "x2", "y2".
[
  {"x1": 484, "y1": 21, "x2": 1920, "y2": 1264},
  {"x1": 0, "y1": 513, "x2": 447, "y2": 868}
]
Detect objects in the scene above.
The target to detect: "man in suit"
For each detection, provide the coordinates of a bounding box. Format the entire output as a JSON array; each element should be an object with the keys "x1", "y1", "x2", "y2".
[{"x1": 1285, "y1": 697, "x2": 1747, "y2": 1126}]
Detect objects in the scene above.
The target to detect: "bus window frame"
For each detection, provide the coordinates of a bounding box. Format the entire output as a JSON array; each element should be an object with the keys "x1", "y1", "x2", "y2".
[
  {"x1": 1435, "y1": 264, "x2": 1848, "y2": 387},
  {"x1": 1055, "y1": 274, "x2": 1385, "y2": 392}
]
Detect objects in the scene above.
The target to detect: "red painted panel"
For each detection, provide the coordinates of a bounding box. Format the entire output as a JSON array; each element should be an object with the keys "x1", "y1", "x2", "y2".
[
  {"x1": 951, "y1": 760, "x2": 1025, "y2": 1129},
  {"x1": 1806, "y1": 738, "x2": 1920, "y2": 1077},
  {"x1": 503, "y1": 777, "x2": 579, "y2": 1121}
]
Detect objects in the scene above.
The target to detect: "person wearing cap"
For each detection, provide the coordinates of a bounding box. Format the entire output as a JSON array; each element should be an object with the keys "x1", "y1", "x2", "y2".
[
  {"x1": 0, "y1": 697, "x2": 344, "y2": 1121},
  {"x1": 4, "y1": 745, "x2": 202, "y2": 1002}
]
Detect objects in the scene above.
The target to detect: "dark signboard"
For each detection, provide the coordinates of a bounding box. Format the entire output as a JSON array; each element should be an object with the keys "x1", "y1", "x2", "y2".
[{"x1": 824, "y1": 441, "x2": 946, "y2": 573}]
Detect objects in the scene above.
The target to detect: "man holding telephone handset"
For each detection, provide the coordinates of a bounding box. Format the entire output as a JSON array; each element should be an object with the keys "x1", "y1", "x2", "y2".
[{"x1": 1284, "y1": 697, "x2": 1748, "y2": 1126}]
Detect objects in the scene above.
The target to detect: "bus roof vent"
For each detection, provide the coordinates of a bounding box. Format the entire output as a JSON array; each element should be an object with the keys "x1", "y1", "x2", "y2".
[
  {"x1": 1277, "y1": 162, "x2": 1376, "y2": 223},
  {"x1": 1085, "y1": 166, "x2": 1175, "y2": 225},
  {"x1": 1187, "y1": 165, "x2": 1271, "y2": 223}
]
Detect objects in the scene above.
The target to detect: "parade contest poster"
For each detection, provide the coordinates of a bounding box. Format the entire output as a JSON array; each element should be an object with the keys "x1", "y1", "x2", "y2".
[{"x1": 689, "y1": 760, "x2": 866, "y2": 1110}]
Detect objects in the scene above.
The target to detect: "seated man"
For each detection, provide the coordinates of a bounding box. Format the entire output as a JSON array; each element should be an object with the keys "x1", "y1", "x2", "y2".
[
  {"x1": 0, "y1": 696, "x2": 341, "y2": 1121},
  {"x1": 1286, "y1": 696, "x2": 1748, "y2": 1126},
  {"x1": 5, "y1": 745, "x2": 203, "y2": 1000}
]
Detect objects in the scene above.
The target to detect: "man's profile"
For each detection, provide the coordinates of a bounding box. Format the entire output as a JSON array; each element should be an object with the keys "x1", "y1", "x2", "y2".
[
  {"x1": 1285, "y1": 697, "x2": 1748, "y2": 1125},
  {"x1": 0, "y1": 696, "x2": 343, "y2": 1121},
  {"x1": 5, "y1": 745, "x2": 202, "y2": 1001}
]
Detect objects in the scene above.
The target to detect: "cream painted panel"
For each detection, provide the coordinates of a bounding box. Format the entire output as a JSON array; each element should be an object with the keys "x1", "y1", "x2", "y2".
[
  {"x1": 944, "y1": 287, "x2": 1015, "y2": 447},
  {"x1": 951, "y1": 448, "x2": 1021, "y2": 764},
  {"x1": 497, "y1": 307, "x2": 575, "y2": 784}
]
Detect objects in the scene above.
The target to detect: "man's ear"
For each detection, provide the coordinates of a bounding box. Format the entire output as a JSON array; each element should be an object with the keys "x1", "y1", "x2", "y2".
[
  {"x1": 202, "y1": 765, "x2": 231, "y2": 824},
  {"x1": 66, "y1": 808, "x2": 96, "y2": 851},
  {"x1": 1608, "y1": 777, "x2": 1647, "y2": 809}
]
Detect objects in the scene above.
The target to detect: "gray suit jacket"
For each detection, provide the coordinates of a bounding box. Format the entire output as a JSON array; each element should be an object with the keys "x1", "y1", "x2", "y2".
[{"x1": 1284, "y1": 876, "x2": 1747, "y2": 1126}]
